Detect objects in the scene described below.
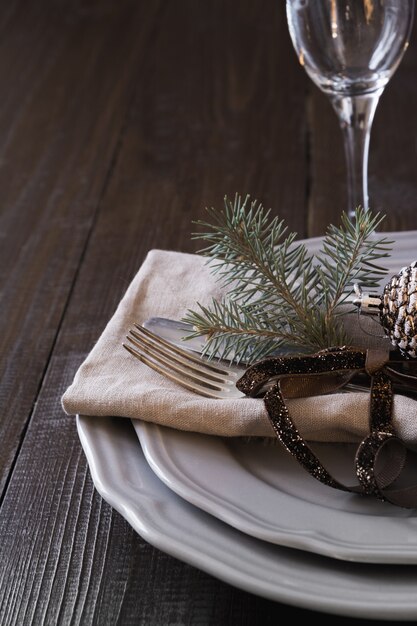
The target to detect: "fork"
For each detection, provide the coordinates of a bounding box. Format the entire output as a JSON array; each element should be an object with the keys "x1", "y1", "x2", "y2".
[
  {"x1": 123, "y1": 325, "x2": 374, "y2": 400},
  {"x1": 123, "y1": 324, "x2": 246, "y2": 399}
]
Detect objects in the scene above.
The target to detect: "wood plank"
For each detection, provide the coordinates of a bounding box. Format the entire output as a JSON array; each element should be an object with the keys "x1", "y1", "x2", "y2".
[
  {"x1": 0, "y1": 1, "x2": 315, "y2": 623},
  {"x1": 307, "y1": 19, "x2": 417, "y2": 234},
  {"x1": 0, "y1": 0, "x2": 163, "y2": 496}
]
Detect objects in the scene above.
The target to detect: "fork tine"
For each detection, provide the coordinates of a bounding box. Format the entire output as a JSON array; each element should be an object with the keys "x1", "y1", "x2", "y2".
[
  {"x1": 123, "y1": 323, "x2": 245, "y2": 399},
  {"x1": 133, "y1": 323, "x2": 231, "y2": 376},
  {"x1": 123, "y1": 341, "x2": 228, "y2": 399},
  {"x1": 125, "y1": 331, "x2": 235, "y2": 390},
  {"x1": 128, "y1": 326, "x2": 229, "y2": 383}
]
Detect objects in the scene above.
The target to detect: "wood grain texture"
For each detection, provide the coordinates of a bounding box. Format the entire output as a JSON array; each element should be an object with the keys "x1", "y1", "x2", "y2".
[
  {"x1": 0, "y1": 0, "x2": 163, "y2": 496},
  {"x1": 1, "y1": 1, "x2": 417, "y2": 624},
  {"x1": 0, "y1": 1, "x2": 310, "y2": 623}
]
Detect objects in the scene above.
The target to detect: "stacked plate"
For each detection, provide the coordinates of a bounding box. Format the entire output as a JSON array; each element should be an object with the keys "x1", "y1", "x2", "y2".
[
  {"x1": 76, "y1": 231, "x2": 417, "y2": 621},
  {"x1": 78, "y1": 416, "x2": 417, "y2": 620}
]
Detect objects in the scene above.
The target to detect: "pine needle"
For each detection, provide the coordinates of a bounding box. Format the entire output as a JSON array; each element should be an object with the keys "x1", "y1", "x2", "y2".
[{"x1": 183, "y1": 195, "x2": 393, "y2": 363}]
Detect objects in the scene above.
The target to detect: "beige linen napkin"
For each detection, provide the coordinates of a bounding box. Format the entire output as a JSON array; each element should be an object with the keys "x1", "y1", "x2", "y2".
[{"x1": 62, "y1": 241, "x2": 417, "y2": 443}]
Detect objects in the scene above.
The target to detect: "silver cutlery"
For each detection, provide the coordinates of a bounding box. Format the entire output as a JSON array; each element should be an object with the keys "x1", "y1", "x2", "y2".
[
  {"x1": 123, "y1": 324, "x2": 245, "y2": 399},
  {"x1": 132, "y1": 317, "x2": 417, "y2": 404},
  {"x1": 143, "y1": 317, "x2": 208, "y2": 353},
  {"x1": 127, "y1": 321, "x2": 375, "y2": 396},
  {"x1": 124, "y1": 323, "x2": 374, "y2": 401}
]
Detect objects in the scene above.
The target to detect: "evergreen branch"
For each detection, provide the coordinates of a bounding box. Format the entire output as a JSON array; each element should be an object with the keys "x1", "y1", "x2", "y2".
[
  {"x1": 194, "y1": 195, "x2": 315, "y2": 320},
  {"x1": 184, "y1": 195, "x2": 392, "y2": 363},
  {"x1": 317, "y1": 208, "x2": 393, "y2": 319},
  {"x1": 183, "y1": 299, "x2": 293, "y2": 363}
]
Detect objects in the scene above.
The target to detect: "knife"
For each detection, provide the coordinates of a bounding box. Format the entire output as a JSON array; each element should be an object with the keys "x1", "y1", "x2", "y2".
[
  {"x1": 142, "y1": 317, "x2": 417, "y2": 398},
  {"x1": 142, "y1": 317, "x2": 206, "y2": 353},
  {"x1": 143, "y1": 316, "x2": 247, "y2": 363},
  {"x1": 142, "y1": 317, "x2": 286, "y2": 365}
]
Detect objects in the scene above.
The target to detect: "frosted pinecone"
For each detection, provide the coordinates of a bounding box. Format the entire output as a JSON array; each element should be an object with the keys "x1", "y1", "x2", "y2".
[{"x1": 381, "y1": 261, "x2": 417, "y2": 358}]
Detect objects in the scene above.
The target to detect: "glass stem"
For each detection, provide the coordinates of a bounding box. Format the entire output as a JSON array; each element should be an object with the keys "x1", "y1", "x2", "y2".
[{"x1": 329, "y1": 91, "x2": 382, "y2": 219}]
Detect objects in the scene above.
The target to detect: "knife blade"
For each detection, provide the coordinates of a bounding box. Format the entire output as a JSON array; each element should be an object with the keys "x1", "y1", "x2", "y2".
[
  {"x1": 141, "y1": 317, "x2": 417, "y2": 399},
  {"x1": 142, "y1": 317, "x2": 206, "y2": 353}
]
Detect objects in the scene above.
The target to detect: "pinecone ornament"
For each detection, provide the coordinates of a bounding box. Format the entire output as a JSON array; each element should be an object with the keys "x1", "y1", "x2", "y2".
[{"x1": 354, "y1": 261, "x2": 417, "y2": 358}]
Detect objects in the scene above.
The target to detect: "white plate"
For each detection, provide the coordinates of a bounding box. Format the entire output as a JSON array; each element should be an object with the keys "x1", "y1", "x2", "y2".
[
  {"x1": 134, "y1": 230, "x2": 417, "y2": 565},
  {"x1": 77, "y1": 415, "x2": 417, "y2": 621},
  {"x1": 135, "y1": 421, "x2": 417, "y2": 563}
]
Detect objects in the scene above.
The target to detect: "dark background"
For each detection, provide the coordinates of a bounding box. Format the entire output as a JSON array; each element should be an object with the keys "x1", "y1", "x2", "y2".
[{"x1": 0, "y1": 1, "x2": 416, "y2": 624}]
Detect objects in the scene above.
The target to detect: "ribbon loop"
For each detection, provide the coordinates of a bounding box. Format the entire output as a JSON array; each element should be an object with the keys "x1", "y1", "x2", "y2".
[
  {"x1": 365, "y1": 349, "x2": 390, "y2": 376},
  {"x1": 236, "y1": 346, "x2": 417, "y2": 508},
  {"x1": 237, "y1": 347, "x2": 366, "y2": 399}
]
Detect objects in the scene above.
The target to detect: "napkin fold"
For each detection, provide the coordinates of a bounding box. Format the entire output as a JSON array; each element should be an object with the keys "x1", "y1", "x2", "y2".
[{"x1": 62, "y1": 236, "x2": 417, "y2": 444}]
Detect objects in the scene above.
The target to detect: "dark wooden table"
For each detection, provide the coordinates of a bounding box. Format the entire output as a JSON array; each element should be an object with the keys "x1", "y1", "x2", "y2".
[{"x1": 1, "y1": 1, "x2": 417, "y2": 624}]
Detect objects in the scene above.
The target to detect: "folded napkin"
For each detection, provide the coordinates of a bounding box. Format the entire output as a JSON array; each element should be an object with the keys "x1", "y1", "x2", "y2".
[{"x1": 62, "y1": 232, "x2": 417, "y2": 443}]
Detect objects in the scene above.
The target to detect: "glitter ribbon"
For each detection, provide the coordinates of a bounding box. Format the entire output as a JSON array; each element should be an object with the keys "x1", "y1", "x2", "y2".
[{"x1": 236, "y1": 347, "x2": 417, "y2": 508}]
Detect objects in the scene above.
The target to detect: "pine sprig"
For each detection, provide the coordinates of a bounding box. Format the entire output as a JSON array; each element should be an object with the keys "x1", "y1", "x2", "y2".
[{"x1": 183, "y1": 195, "x2": 393, "y2": 364}]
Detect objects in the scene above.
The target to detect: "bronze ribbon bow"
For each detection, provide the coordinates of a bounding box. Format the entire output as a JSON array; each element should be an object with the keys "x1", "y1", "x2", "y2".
[{"x1": 236, "y1": 347, "x2": 417, "y2": 508}]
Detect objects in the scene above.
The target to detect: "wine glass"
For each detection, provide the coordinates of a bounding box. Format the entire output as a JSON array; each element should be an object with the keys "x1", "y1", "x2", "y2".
[{"x1": 286, "y1": 0, "x2": 414, "y2": 218}]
